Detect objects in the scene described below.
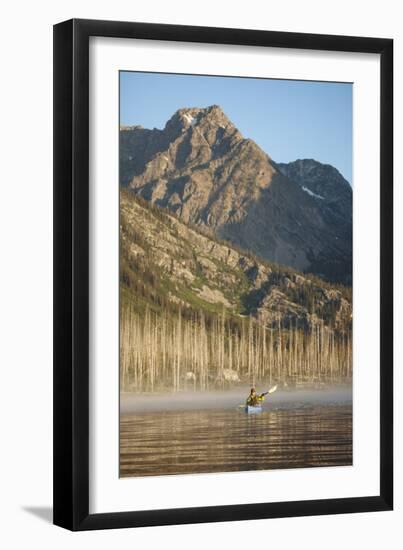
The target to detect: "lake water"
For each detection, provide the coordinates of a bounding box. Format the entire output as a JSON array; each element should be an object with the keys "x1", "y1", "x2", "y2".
[{"x1": 120, "y1": 391, "x2": 352, "y2": 477}]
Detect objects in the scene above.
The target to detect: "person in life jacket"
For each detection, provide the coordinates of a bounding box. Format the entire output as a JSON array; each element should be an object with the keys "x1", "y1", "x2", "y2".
[{"x1": 246, "y1": 388, "x2": 266, "y2": 406}]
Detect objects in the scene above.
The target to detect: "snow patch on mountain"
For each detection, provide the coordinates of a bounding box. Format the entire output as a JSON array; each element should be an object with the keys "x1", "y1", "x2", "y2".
[
  {"x1": 302, "y1": 186, "x2": 324, "y2": 200},
  {"x1": 183, "y1": 113, "x2": 195, "y2": 125}
]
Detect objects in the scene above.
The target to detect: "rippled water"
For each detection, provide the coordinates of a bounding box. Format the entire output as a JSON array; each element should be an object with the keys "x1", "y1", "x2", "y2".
[{"x1": 120, "y1": 403, "x2": 352, "y2": 477}]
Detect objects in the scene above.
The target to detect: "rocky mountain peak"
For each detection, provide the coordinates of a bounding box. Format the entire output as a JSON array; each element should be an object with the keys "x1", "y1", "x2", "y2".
[
  {"x1": 277, "y1": 158, "x2": 351, "y2": 201},
  {"x1": 164, "y1": 105, "x2": 236, "y2": 136},
  {"x1": 120, "y1": 107, "x2": 353, "y2": 284}
]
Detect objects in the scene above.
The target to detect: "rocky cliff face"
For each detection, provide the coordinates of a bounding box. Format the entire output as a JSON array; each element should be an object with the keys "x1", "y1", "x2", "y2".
[
  {"x1": 121, "y1": 190, "x2": 352, "y2": 332},
  {"x1": 120, "y1": 105, "x2": 352, "y2": 284}
]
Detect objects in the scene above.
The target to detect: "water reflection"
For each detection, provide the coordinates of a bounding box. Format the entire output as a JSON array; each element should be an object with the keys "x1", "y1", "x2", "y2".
[{"x1": 120, "y1": 404, "x2": 352, "y2": 477}]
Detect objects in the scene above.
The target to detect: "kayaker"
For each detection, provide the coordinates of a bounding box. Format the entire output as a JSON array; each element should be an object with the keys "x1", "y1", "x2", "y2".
[{"x1": 246, "y1": 388, "x2": 265, "y2": 407}]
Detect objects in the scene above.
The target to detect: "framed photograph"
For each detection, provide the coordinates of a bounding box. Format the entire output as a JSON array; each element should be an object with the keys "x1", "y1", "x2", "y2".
[{"x1": 53, "y1": 19, "x2": 393, "y2": 530}]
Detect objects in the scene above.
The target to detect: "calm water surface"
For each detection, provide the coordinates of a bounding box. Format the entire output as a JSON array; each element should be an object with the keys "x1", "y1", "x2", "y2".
[{"x1": 120, "y1": 402, "x2": 352, "y2": 477}]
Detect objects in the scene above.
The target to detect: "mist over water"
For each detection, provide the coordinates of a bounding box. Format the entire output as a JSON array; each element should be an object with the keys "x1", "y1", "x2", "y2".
[{"x1": 120, "y1": 385, "x2": 352, "y2": 414}]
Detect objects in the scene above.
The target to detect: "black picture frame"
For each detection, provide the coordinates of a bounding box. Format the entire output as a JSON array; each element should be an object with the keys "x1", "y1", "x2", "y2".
[{"x1": 53, "y1": 18, "x2": 393, "y2": 531}]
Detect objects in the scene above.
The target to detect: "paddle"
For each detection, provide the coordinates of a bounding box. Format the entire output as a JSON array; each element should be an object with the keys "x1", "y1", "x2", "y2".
[{"x1": 258, "y1": 384, "x2": 278, "y2": 398}]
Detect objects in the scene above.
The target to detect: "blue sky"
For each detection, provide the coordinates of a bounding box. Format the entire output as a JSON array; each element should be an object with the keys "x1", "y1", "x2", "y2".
[{"x1": 120, "y1": 71, "x2": 352, "y2": 184}]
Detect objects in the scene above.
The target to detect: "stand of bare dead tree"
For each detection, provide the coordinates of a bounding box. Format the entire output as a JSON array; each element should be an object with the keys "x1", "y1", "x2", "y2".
[{"x1": 120, "y1": 304, "x2": 352, "y2": 393}]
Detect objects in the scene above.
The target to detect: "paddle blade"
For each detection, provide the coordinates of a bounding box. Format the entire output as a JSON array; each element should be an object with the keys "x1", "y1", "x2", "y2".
[{"x1": 268, "y1": 384, "x2": 278, "y2": 394}]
